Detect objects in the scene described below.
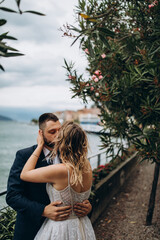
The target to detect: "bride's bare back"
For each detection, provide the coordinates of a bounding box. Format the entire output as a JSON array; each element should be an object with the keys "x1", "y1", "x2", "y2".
[{"x1": 52, "y1": 161, "x2": 92, "y2": 193}]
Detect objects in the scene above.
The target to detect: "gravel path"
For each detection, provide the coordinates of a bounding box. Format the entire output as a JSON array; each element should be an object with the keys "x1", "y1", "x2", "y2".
[{"x1": 93, "y1": 161, "x2": 160, "y2": 240}]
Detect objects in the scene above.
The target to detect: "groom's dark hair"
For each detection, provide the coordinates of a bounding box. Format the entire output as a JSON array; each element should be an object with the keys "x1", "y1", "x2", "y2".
[{"x1": 39, "y1": 113, "x2": 59, "y2": 130}]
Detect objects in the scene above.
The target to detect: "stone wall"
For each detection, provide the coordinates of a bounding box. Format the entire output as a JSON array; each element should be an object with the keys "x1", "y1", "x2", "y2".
[{"x1": 90, "y1": 152, "x2": 138, "y2": 223}]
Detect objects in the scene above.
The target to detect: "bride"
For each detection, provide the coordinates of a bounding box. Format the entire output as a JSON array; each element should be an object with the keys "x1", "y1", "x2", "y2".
[{"x1": 20, "y1": 121, "x2": 96, "y2": 240}]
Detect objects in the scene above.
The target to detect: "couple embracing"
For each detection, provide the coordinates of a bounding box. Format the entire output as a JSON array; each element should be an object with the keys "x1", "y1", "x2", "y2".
[{"x1": 6, "y1": 113, "x2": 96, "y2": 240}]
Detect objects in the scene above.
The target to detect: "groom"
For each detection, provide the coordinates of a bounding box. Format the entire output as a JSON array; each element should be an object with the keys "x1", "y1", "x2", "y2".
[{"x1": 6, "y1": 113, "x2": 92, "y2": 240}]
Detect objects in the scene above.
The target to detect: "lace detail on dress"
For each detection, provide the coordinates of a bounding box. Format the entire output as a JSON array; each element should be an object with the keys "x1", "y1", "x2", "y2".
[{"x1": 46, "y1": 170, "x2": 91, "y2": 217}]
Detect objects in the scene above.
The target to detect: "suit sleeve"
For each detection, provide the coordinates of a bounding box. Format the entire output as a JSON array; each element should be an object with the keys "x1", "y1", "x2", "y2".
[{"x1": 6, "y1": 150, "x2": 46, "y2": 219}]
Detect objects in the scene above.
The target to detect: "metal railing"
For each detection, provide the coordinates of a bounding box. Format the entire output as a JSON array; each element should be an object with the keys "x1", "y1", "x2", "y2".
[
  {"x1": 0, "y1": 191, "x2": 7, "y2": 211},
  {"x1": 0, "y1": 190, "x2": 7, "y2": 197},
  {"x1": 88, "y1": 150, "x2": 108, "y2": 168}
]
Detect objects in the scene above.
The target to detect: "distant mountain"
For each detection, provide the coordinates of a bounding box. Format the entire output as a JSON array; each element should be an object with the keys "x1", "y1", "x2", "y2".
[
  {"x1": 0, "y1": 107, "x2": 56, "y2": 122},
  {"x1": 0, "y1": 115, "x2": 13, "y2": 121}
]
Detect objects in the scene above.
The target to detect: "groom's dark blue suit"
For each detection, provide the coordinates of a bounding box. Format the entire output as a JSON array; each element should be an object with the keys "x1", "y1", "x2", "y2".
[{"x1": 6, "y1": 145, "x2": 50, "y2": 240}]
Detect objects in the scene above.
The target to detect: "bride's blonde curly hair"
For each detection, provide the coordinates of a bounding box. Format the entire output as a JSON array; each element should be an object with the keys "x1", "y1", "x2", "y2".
[{"x1": 51, "y1": 121, "x2": 89, "y2": 186}]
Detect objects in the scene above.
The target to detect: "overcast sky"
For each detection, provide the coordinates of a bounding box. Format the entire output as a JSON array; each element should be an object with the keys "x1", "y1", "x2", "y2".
[{"x1": 0, "y1": 0, "x2": 90, "y2": 112}]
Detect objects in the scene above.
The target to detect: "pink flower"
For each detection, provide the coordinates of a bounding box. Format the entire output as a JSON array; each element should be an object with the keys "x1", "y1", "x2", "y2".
[
  {"x1": 94, "y1": 78, "x2": 99, "y2": 82},
  {"x1": 98, "y1": 75, "x2": 103, "y2": 80},
  {"x1": 86, "y1": 83, "x2": 89, "y2": 87},
  {"x1": 101, "y1": 53, "x2": 106, "y2": 59},
  {"x1": 84, "y1": 48, "x2": 89, "y2": 54},
  {"x1": 149, "y1": 4, "x2": 154, "y2": 8},
  {"x1": 91, "y1": 75, "x2": 97, "y2": 80},
  {"x1": 68, "y1": 75, "x2": 76, "y2": 80},
  {"x1": 90, "y1": 86, "x2": 94, "y2": 91},
  {"x1": 98, "y1": 165, "x2": 105, "y2": 168},
  {"x1": 94, "y1": 70, "x2": 101, "y2": 76},
  {"x1": 153, "y1": 0, "x2": 158, "y2": 5}
]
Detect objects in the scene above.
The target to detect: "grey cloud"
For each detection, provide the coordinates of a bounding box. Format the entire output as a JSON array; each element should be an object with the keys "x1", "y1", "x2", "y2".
[
  {"x1": 1, "y1": 14, "x2": 60, "y2": 44},
  {"x1": 1, "y1": 0, "x2": 74, "y2": 45},
  {"x1": 0, "y1": 53, "x2": 69, "y2": 88},
  {"x1": 0, "y1": 0, "x2": 86, "y2": 89}
]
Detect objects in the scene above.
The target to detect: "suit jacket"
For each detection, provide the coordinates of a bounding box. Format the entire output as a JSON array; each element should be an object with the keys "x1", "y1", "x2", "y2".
[{"x1": 6, "y1": 145, "x2": 50, "y2": 240}]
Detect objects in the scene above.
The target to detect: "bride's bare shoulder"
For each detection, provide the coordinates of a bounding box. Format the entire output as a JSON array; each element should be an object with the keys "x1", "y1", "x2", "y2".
[
  {"x1": 83, "y1": 160, "x2": 92, "y2": 178},
  {"x1": 85, "y1": 159, "x2": 92, "y2": 172},
  {"x1": 49, "y1": 163, "x2": 68, "y2": 178}
]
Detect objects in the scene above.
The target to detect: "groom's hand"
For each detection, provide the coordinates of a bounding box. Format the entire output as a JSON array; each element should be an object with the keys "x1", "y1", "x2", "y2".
[
  {"x1": 42, "y1": 201, "x2": 72, "y2": 221},
  {"x1": 73, "y1": 200, "x2": 92, "y2": 217}
]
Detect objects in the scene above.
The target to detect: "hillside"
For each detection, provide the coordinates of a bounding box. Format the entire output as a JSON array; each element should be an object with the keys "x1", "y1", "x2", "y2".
[{"x1": 0, "y1": 115, "x2": 13, "y2": 121}]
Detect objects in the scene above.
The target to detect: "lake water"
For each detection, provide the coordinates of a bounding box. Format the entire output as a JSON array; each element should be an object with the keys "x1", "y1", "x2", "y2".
[{"x1": 0, "y1": 121, "x2": 104, "y2": 208}]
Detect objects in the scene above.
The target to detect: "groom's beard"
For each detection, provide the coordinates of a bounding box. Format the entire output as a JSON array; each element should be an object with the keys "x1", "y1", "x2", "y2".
[{"x1": 43, "y1": 135, "x2": 55, "y2": 149}]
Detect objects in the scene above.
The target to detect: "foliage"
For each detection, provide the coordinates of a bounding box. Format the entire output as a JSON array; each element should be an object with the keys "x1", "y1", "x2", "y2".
[
  {"x1": 63, "y1": 0, "x2": 160, "y2": 164},
  {"x1": 0, "y1": 207, "x2": 16, "y2": 240},
  {"x1": 31, "y1": 118, "x2": 38, "y2": 124},
  {"x1": 0, "y1": 0, "x2": 45, "y2": 71}
]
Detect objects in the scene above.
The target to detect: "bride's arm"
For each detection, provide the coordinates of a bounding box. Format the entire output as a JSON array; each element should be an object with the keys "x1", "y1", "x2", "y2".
[
  {"x1": 21, "y1": 162, "x2": 65, "y2": 183},
  {"x1": 20, "y1": 131, "x2": 65, "y2": 183},
  {"x1": 21, "y1": 130, "x2": 44, "y2": 173}
]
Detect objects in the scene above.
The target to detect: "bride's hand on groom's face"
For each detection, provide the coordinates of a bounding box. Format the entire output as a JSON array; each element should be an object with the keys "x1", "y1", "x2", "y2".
[
  {"x1": 37, "y1": 130, "x2": 44, "y2": 148},
  {"x1": 73, "y1": 200, "x2": 92, "y2": 217}
]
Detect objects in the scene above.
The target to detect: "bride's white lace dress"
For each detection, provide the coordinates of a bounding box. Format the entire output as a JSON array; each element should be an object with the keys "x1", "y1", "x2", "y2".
[{"x1": 34, "y1": 170, "x2": 96, "y2": 240}]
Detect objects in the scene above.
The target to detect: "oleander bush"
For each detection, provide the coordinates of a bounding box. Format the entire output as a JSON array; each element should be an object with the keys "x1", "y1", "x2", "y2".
[
  {"x1": 63, "y1": 0, "x2": 160, "y2": 164},
  {"x1": 63, "y1": 0, "x2": 160, "y2": 224}
]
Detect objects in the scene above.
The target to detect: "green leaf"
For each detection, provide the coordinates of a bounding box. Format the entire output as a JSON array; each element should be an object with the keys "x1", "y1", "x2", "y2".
[
  {"x1": 24, "y1": 10, "x2": 45, "y2": 16},
  {"x1": 0, "y1": 64, "x2": 5, "y2": 71},
  {"x1": 64, "y1": 58, "x2": 69, "y2": 69},
  {"x1": 149, "y1": 46, "x2": 160, "y2": 56},
  {"x1": 71, "y1": 32, "x2": 83, "y2": 46},
  {"x1": 0, "y1": 32, "x2": 17, "y2": 40},
  {"x1": 0, "y1": 31, "x2": 9, "y2": 37},
  {"x1": 4, "y1": 53, "x2": 24, "y2": 57},
  {"x1": 69, "y1": 25, "x2": 81, "y2": 33},
  {"x1": 0, "y1": 7, "x2": 18, "y2": 13},
  {"x1": 0, "y1": 50, "x2": 5, "y2": 56},
  {"x1": 16, "y1": 0, "x2": 21, "y2": 8},
  {"x1": 98, "y1": 27, "x2": 115, "y2": 37},
  {"x1": 99, "y1": 34, "x2": 110, "y2": 49},
  {"x1": 1, "y1": 36, "x2": 17, "y2": 40},
  {"x1": 0, "y1": 42, "x2": 19, "y2": 51},
  {"x1": 88, "y1": 41, "x2": 94, "y2": 58},
  {"x1": 134, "y1": 66, "x2": 141, "y2": 76},
  {"x1": 0, "y1": 19, "x2": 7, "y2": 26}
]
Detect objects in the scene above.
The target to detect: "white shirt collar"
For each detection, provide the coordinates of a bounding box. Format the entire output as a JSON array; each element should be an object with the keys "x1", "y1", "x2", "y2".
[
  {"x1": 43, "y1": 147, "x2": 51, "y2": 157},
  {"x1": 43, "y1": 146, "x2": 60, "y2": 164}
]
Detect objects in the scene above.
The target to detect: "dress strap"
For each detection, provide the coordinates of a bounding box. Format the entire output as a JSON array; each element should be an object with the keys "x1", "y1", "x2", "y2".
[
  {"x1": 68, "y1": 169, "x2": 74, "y2": 211},
  {"x1": 67, "y1": 169, "x2": 70, "y2": 186}
]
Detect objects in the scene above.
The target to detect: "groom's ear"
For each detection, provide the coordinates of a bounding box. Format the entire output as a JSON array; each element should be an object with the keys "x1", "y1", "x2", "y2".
[{"x1": 39, "y1": 129, "x2": 43, "y2": 135}]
